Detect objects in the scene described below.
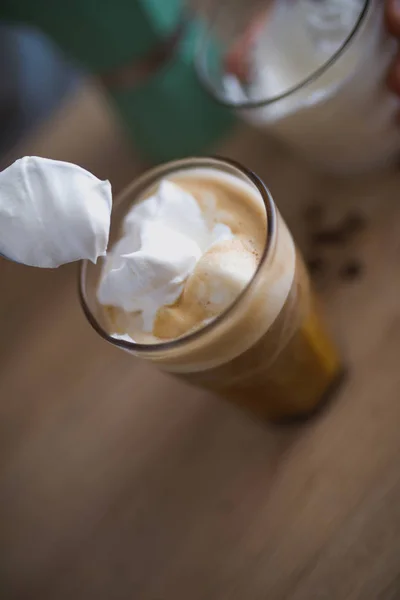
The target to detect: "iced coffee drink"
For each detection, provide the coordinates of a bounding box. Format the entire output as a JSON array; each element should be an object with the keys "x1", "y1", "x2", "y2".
[{"x1": 80, "y1": 157, "x2": 341, "y2": 422}]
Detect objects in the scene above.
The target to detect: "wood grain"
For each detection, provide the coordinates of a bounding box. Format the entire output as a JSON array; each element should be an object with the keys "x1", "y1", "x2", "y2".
[{"x1": 2, "y1": 83, "x2": 400, "y2": 600}]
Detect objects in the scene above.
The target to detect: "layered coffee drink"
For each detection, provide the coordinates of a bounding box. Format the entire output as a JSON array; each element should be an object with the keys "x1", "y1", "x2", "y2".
[{"x1": 81, "y1": 157, "x2": 341, "y2": 422}]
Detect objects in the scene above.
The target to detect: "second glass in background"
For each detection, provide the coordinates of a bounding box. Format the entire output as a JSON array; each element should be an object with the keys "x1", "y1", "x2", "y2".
[{"x1": 197, "y1": 0, "x2": 400, "y2": 175}]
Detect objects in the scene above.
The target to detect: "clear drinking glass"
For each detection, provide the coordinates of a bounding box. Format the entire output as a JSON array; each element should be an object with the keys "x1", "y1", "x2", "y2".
[
  {"x1": 79, "y1": 157, "x2": 342, "y2": 422},
  {"x1": 196, "y1": 0, "x2": 400, "y2": 175}
]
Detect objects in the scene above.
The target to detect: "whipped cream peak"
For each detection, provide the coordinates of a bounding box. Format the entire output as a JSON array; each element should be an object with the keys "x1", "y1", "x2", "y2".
[
  {"x1": 97, "y1": 178, "x2": 237, "y2": 333},
  {"x1": 0, "y1": 156, "x2": 112, "y2": 268},
  {"x1": 124, "y1": 180, "x2": 208, "y2": 243},
  {"x1": 98, "y1": 220, "x2": 202, "y2": 331}
]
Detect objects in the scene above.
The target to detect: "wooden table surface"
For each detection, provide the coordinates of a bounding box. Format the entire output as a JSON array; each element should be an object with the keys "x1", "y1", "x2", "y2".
[{"x1": 2, "y1": 83, "x2": 400, "y2": 600}]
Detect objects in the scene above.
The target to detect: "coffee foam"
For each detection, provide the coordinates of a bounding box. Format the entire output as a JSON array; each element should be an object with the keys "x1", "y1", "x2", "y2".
[
  {"x1": 100, "y1": 168, "x2": 296, "y2": 371},
  {"x1": 153, "y1": 237, "x2": 258, "y2": 339}
]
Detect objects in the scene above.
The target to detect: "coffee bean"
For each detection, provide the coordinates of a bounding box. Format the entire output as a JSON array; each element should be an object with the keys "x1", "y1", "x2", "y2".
[
  {"x1": 307, "y1": 256, "x2": 326, "y2": 277},
  {"x1": 311, "y1": 229, "x2": 348, "y2": 246},
  {"x1": 339, "y1": 260, "x2": 363, "y2": 282},
  {"x1": 303, "y1": 203, "x2": 324, "y2": 224},
  {"x1": 342, "y1": 212, "x2": 367, "y2": 236}
]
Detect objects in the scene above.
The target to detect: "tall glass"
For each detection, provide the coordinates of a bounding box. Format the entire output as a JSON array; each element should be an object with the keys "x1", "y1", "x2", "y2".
[
  {"x1": 79, "y1": 157, "x2": 342, "y2": 422},
  {"x1": 196, "y1": 0, "x2": 400, "y2": 175}
]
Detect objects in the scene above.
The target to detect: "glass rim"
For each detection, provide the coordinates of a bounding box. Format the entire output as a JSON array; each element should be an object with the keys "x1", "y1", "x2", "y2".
[
  {"x1": 78, "y1": 156, "x2": 276, "y2": 354},
  {"x1": 195, "y1": 0, "x2": 370, "y2": 110}
]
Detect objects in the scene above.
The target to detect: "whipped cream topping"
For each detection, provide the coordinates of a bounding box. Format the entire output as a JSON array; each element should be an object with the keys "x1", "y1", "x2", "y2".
[
  {"x1": 0, "y1": 156, "x2": 112, "y2": 268},
  {"x1": 97, "y1": 179, "x2": 258, "y2": 336}
]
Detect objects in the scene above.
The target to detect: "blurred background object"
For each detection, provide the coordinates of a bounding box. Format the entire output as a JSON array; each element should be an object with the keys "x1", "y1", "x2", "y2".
[
  {"x1": 0, "y1": 23, "x2": 81, "y2": 156},
  {"x1": 0, "y1": 0, "x2": 234, "y2": 164},
  {"x1": 196, "y1": 0, "x2": 400, "y2": 175}
]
